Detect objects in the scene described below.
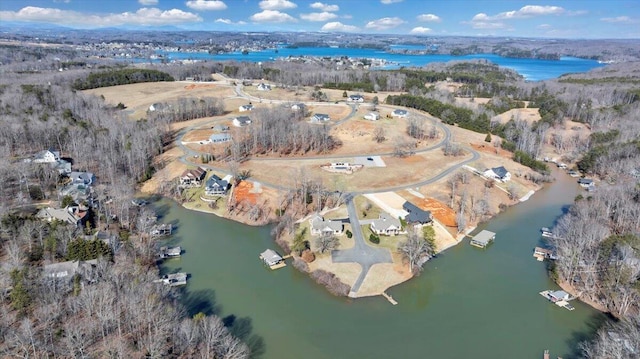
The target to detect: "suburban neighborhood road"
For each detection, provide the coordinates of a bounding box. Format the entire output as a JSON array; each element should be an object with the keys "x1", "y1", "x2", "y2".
[{"x1": 332, "y1": 196, "x2": 392, "y2": 296}]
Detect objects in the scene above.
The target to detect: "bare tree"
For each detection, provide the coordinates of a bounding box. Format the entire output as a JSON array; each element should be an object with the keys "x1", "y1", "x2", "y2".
[
  {"x1": 314, "y1": 234, "x2": 339, "y2": 254},
  {"x1": 398, "y1": 229, "x2": 436, "y2": 274}
]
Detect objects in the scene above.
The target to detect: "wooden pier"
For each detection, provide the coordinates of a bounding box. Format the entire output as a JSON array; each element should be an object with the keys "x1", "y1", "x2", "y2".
[
  {"x1": 154, "y1": 272, "x2": 187, "y2": 287},
  {"x1": 382, "y1": 292, "x2": 398, "y2": 305}
]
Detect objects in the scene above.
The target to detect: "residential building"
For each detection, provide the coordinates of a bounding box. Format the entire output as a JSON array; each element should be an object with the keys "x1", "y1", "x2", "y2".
[
  {"x1": 257, "y1": 83, "x2": 272, "y2": 91},
  {"x1": 370, "y1": 213, "x2": 402, "y2": 236},
  {"x1": 233, "y1": 116, "x2": 252, "y2": 127},
  {"x1": 69, "y1": 171, "x2": 96, "y2": 186},
  {"x1": 238, "y1": 104, "x2": 253, "y2": 112},
  {"x1": 210, "y1": 133, "x2": 232, "y2": 143},
  {"x1": 44, "y1": 259, "x2": 98, "y2": 280},
  {"x1": 364, "y1": 112, "x2": 380, "y2": 121},
  {"x1": 37, "y1": 206, "x2": 87, "y2": 227},
  {"x1": 578, "y1": 178, "x2": 595, "y2": 188},
  {"x1": 402, "y1": 202, "x2": 432, "y2": 225},
  {"x1": 311, "y1": 113, "x2": 330, "y2": 123},
  {"x1": 291, "y1": 103, "x2": 305, "y2": 111},
  {"x1": 392, "y1": 109, "x2": 408, "y2": 118},
  {"x1": 348, "y1": 94, "x2": 364, "y2": 103},
  {"x1": 179, "y1": 167, "x2": 207, "y2": 187},
  {"x1": 33, "y1": 148, "x2": 60, "y2": 163},
  {"x1": 205, "y1": 174, "x2": 229, "y2": 196},
  {"x1": 483, "y1": 166, "x2": 511, "y2": 182},
  {"x1": 309, "y1": 215, "x2": 344, "y2": 236}
]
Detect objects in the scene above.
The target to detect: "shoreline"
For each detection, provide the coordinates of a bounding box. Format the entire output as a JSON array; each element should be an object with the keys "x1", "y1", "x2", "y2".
[{"x1": 556, "y1": 279, "x2": 610, "y2": 314}]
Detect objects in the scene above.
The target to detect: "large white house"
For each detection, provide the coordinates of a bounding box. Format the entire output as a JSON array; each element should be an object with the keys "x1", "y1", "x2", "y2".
[
  {"x1": 370, "y1": 213, "x2": 402, "y2": 236},
  {"x1": 33, "y1": 149, "x2": 60, "y2": 163},
  {"x1": 233, "y1": 116, "x2": 252, "y2": 127},
  {"x1": 483, "y1": 166, "x2": 511, "y2": 182},
  {"x1": 348, "y1": 94, "x2": 365, "y2": 103}
]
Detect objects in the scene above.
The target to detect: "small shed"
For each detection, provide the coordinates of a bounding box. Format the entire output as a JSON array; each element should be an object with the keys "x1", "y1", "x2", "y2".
[
  {"x1": 549, "y1": 290, "x2": 570, "y2": 302},
  {"x1": 260, "y1": 249, "x2": 283, "y2": 267},
  {"x1": 470, "y1": 230, "x2": 496, "y2": 248}
]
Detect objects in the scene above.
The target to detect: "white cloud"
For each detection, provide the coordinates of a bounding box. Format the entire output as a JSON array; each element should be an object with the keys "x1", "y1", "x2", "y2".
[
  {"x1": 380, "y1": 0, "x2": 403, "y2": 4},
  {"x1": 259, "y1": 0, "x2": 297, "y2": 10},
  {"x1": 186, "y1": 0, "x2": 227, "y2": 11},
  {"x1": 321, "y1": 21, "x2": 358, "y2": 32},
  {"x1": 215, "y1": 18, "x2": 246, "y2": 25},
  {"x1": 138, "y1": 0, "x2": 158, "y2": 5},
  {"x1": 365, "y1": 17, "x2": 405, "y2": 30},
  {"x1": 417, "y1": 13, "x2": 440, "y2": 22},
  {"x1": 468, "y1": 21, "x2": 507, "y2": 30},
  {"x1": 471, "y1": 5, "x2": 564, "y2": 22},
  {"x1": 537, "y1": 23, "x2": 552, "y2": 29},
  {"x1": 410, "y1": 26, "x2": 431, "y2": 34},
  {"x1": 250, "y1": 10, "x2": 297, "y2": 23},
  {"x1": 300, "y1": 12, "x2": 337, "y2": 22},
  {"x1": 601, "y1": 16, "x2": 637, "y2": 24},
  {"x1": 310, "y1": 2, "x2": 338, "y2": 12},
  {"x1": 0, "y1": 6, "x2": 202, "y2": 28}
]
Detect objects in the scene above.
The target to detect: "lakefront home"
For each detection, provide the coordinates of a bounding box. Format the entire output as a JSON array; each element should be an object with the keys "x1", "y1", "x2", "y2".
[
  {"x1": 238, "y1": 104, "x2": 253, "y2": 112},
  {"x1": 179, "y1": 167, "x2": 207, "y2": 187},
  {"x1": 370, "y1": 213, "x2": 402, "y2": 236},
  {"x1": 205, "y1": 174, "x2": 230, "y2": 196},
  {"x1": 309, "y1": 215, "x2": 344, "y2": 236},
  {"x1": 44, "y1": 259, "x2": 98, "y2": 281},
  {"x1": 36, "y1": 206, "x2": 87, "y2": 227},
  {"x1": 402, "y1": 202, "x2": 432, "y2": 225},
  {"x1": 483, "y1": 166, "x2": 511, "y2": 182},
  {"x1": 233, "y1": 116, "x2": 252, "y2": 127}
]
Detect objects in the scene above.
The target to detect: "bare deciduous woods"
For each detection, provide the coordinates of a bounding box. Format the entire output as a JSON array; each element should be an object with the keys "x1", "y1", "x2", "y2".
[
  {"x1": 398, "y1": 228, "x2": 436, "y2": 274},
  {"x1": 228, "y1": 107, "x2": 340, "y2": 159},
  {"x1": 580, "y1": 314, "x2": 640, "y2": 359},
  {"x1": 147, "y1": 96, "x2": 225, "y2": 123}
]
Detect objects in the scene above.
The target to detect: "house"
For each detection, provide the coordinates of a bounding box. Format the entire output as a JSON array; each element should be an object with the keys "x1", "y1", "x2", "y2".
[
  {"x1": 179, "y1": 167, "x2": 207, "y2": 187},
  {"x1": 149, "y1": 103, "x2": 168, "y2": 112},
  {"x1": 578, "y1": 178, "x2": 594, "y2": 188},
  {"x1": 257, "y1": 83, "x2": 272, "y2": 91},
  {"x1": 348, "y1": 94, "x2": 364, "y2": 103},
  {"x1": 370, "y1": 213, "x2": 402, "y2": 236},
  {"x1": 36, "y1": 206, "x2": 87, "y2": 227},
  {"x1": 311, "y1": 113, "x2": 330, "y2": 123},
  {"x1": 238, "y1": 104, "x2": 253, "y2": 112},
  {"x1": 402, "y1": 202, "x2": 432, "y2": 225},
  {"x1": 364, "y1": 112, "x2": 380, "y2": 121},
  {"x1": 44, "y1": 259, "x2": 98, "y2": 280},
  {"x1": 69, "y1": 171, "x2": 95, "y2": 186},
  {"x1": 233, "y1": 116, "x2": 252, "y2": 127},
  {"x1": 483, "y1": 166, "x2": 511, "y2": 182},
  {"x1": 392, "y1": 109, "x2": 408, "y2": 118},
  {"x1": 33, "y1": 148, "x2": 60, "y2": 163},
  {"x1": 205, "y1": 174, "x2": 229, "y2": 196},
  {"x1": 52, "y1": 159, "x2": 72, "y2": 174},
  {"x1": 210, "y1": 133, "x2": 232, "y2": 143},
  {"x1": 291, "y1": 103, "x2": 305, "y2": 111},
  {"x1": 309, "y1": 215, "x2": 344, "y2": 236}
]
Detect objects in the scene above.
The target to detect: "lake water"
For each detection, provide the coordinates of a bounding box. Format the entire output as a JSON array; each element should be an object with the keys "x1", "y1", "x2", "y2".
[
  {"x1": 156, "y1": 46, "x2": 603, "y2": 81},
  {"x1": 159, "y1": 168, "x2": 605, "y2": 359}
]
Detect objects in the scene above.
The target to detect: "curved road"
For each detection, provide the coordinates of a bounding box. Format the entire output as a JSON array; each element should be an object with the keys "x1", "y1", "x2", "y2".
[{"x1": 175, "y1": 80, "x2": 480, "y2": 296}]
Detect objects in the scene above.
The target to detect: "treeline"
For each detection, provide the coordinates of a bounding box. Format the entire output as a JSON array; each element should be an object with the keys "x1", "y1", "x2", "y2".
[
  {"x1": 147, "y1": 97, "x2": 225, "y2": 123},
  {"x1": 228, "y1": 107, "x2": 340, "y2": 159},
  {"x1": 73, "y1": 68, "x2": 174, "y2": 90}
]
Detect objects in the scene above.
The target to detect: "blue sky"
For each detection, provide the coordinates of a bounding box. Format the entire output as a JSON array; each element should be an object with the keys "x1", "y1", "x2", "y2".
[{"x1": 0, "y1": 0, "x2": 638, "y2": 38}]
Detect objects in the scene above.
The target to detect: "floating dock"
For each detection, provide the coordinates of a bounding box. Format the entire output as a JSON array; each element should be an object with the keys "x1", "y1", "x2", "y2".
[
  {"x1": 382, "y1": 292, "x2": 398, "y2": 305},
  {"x1": 159, "y1": 246, "x2": 181, "y2": 259},
  {"x1": 150, "y1": 223, "x2": 173, "y2": 237},
  {"x1": 539, "y1": 290, "x2": 575, "y2": 311},
  {"x1": 533, "y1": 247, "x2": 557, "y2": 261},
  {"x1": 470, "y1": 230, "x2": 495, "y2": 248}
]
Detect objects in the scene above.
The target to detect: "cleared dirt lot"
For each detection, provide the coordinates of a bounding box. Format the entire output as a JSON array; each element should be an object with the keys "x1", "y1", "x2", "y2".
[{"x1": 85, "y1": 81, "x2": 236, "y2": 120}]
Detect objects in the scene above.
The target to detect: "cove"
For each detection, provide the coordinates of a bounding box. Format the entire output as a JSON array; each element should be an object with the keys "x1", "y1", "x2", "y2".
[{"x1": 158, "y1": 167, "x2": 606, "y2": 359}]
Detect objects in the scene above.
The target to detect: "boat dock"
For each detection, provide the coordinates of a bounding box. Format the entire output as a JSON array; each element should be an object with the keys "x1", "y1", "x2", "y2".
[
  {"x1": 544, "y1": 349, "x2": 550, "y2": 359},
  {"x1": 155, "y1": 272, "x2": 187, "y2": 287},
  {"x1": 260, "y1": 249, "x2": 286, "y2": 270},
  {"x1": 470, "y1": 230, "x2": 496, "y2": 248},
  {"x1": 150, "y1": 223, "x2": 173, "y2": 237},
  {"x1": 539, "y1": 290, "x2": 575, "y2": 311},
  {"x1": 382, "y1": 292, "x2": 398, "y2": 305},
  {"x1": 533, "y1": 247, "x2": 557, "y2": 261},
  {"x1": 159, "y1": 246, "x2": 181, "y2": 259}
]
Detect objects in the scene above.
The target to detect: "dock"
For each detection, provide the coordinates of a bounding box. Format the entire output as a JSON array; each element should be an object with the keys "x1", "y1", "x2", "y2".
[
  {"x1": 154, "y1": 272, "x2": 187, "y2": 287},
  {"x1": 159, "y1": 246, "x2": 181, "y2": 259},
  {"x1": 470, "y1": 230, "x2": 496, "y2": 248},
  {"x1": 533, "y1": 247, "x2": 557, "y2": 261},
  {"x1": 260, "y1": 249, "x2": 286, "y2": 270},
  {"x1": 539, "y1": 290, "x2": 575, "y2": 311},
  {"x1": 150, "y1": 223, "x2": 173, "y2": 237},
  {"x1": 382, "y1": 292, "x2": 398, "y2": 305},
  {"x1": 544, "y1": 349, "x2": 550, "y2": 359}
]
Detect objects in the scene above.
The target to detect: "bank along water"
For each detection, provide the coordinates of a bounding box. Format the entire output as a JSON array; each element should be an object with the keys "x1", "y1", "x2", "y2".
[{"x1": 159, "y1": 167, "x2": 605, "y2": 359}]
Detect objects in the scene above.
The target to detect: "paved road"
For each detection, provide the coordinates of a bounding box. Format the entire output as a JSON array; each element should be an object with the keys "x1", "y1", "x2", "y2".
[{"x1": 332, "y1": 196, "x2": 392, "y2": 295}]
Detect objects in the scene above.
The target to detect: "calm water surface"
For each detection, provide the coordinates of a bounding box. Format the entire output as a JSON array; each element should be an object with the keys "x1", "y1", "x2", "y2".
[
  {"x1": 159, "y1": 168, "x2": 605, "y2": 359},
  {"x1": 156, "y1": 46, "x2": 603, "y2": 81}
]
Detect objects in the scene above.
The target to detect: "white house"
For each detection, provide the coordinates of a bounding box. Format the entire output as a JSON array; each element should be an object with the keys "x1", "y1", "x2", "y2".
[
  {"x1": 291, "y1": 103, "x2": 305, "y2": 111},
  {"x1": 309, "y1": 215, "x2": 344, "y2": 236},
  {"x1": 44, "y1": 259, "x2": 98, "y2": 280},
  {"x1": 232, "y1": 116, "x2": 252, "y2": 127},
  {"x1": 33, "y1": 149, "x2": 60, "y2": 163},
  {"x1": 370, "y1": 213, "x2": 402, "y2": 236},
  {"x1": 238, "y1": 104, "x2": 253, "y2": 112},
  {"x1": 348, "y1": 94, "x2": 364, "y2": 103},
  {"x1": 210, "y1": 133, "x2": 232, "y2": 143},
  {"x1": 364, "y1": 112, "x2": 380, "y2": 121},
  {"x1": 257, "y1": 83, "x2": 272, "y2": 91},
  {"x1": 311, "y1": 113, "x2": 330, "y2": 123},
  {"x1": 483, "y1": 166, "x2": 511, "y2": 182},
  {"x1": 392, "y1": 109, "x2": 408, "y2": 118}
]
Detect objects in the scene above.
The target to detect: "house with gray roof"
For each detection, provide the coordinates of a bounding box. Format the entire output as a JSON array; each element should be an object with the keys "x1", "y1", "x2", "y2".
[
  {"x1": 37, "y1": 206, "x2": 87, "y2": 227},
  {"x1": 370, "y1": 213, "x2": 402, "y2": 236},
  {"x1": 44, "y1": 259, "x2": 98, "y2": 281},
  {"x1": 69, "y1": 171, "x2": 95, "y2": 186},
  {"x1": 311, "y1": 113, "x2": 330, "y2": 123},
  {"x1": 402, "y1": 202, "x2": 432, "y2": 225},
  {"x1": 205, "y1": 174, "x2": 229, "y2": 196},
  {"x1": 309, "y1": 215, "x2": 344, "y2": 236},
  {"x1": 210, "y1": 133, "x2": 232, "y2": 143},
  {"x1": 483, "y1": 166, "x2": 511, "y2": 182},
  {"x1": 33, "y1": 148, "x2": 60, "y2": 163},
  {"x1": 233, "y1": 116, "x2": 252, "y2": 127},
  {"x1": 392, "y1": 109, "x2": 408, "y2": 118}
]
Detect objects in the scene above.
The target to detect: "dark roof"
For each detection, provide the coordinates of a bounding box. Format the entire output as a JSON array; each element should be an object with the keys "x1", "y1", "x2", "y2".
[
  {"x1": 578, "y1": 178, "x2": 594, "y2": 184},
  {"x1": 492, "y1": 166, "x2": 509, "y2": 178},
  {"x1": 206, "y1": 174, "x2": 228, "y2": 189},
  {"x1": 402, "y1": 202, "x2": 432, "y2": 224}
]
